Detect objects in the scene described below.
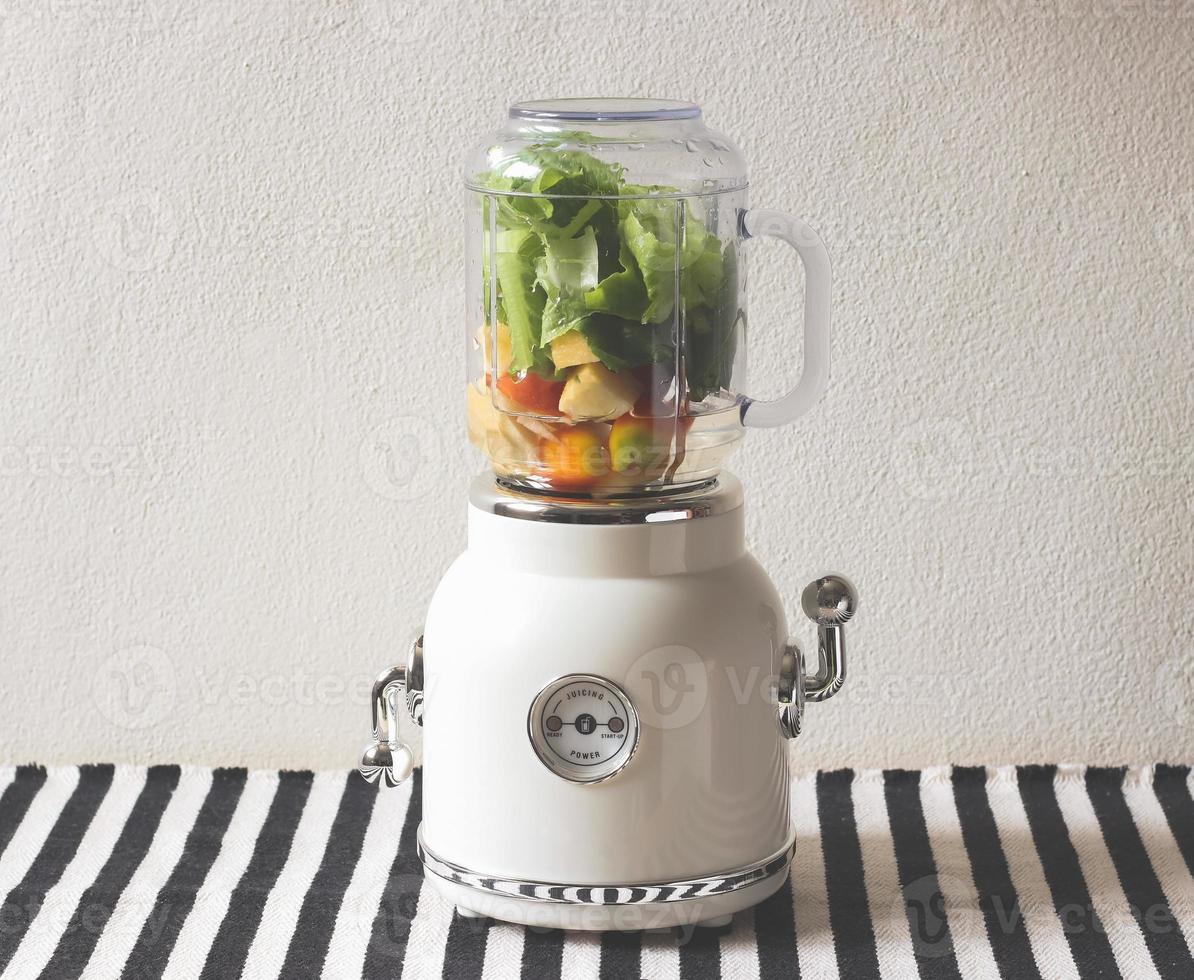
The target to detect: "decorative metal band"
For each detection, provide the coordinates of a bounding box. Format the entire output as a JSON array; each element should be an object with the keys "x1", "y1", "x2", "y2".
[{"x1": 417, "y1": 827, "x2": 795, "y2": 906}]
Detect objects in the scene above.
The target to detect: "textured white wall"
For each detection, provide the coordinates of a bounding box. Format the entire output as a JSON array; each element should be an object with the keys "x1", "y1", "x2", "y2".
[{"x1": 1, "y1": 0, "x2": 1191, "y2": 771}]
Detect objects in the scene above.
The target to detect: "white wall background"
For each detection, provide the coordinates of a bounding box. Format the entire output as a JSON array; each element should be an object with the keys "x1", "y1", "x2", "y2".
[{"x1": 1, "y1": 0, "x2": 1191, "y2": 771}]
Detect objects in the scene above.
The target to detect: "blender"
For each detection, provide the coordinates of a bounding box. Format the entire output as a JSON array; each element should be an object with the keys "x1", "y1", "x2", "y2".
[{"x1": 359, "y1": 98, "x2": 858, "y2": 931}]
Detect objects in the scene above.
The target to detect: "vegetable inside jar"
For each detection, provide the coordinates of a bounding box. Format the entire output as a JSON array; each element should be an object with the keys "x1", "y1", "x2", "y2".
[{"x1": 465, "y1": 99, "x2": 750, "y2": 496}]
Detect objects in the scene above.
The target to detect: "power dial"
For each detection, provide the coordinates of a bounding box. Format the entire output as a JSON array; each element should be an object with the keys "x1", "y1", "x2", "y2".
[{"x1": 528, "y1": 674, "x2": 639, "y2": 783}]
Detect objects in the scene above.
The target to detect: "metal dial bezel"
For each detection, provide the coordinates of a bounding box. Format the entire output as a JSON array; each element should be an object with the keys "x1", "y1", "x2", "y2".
[{"x1": 527, "y1": 673, "x2": 640, "y2": 784}]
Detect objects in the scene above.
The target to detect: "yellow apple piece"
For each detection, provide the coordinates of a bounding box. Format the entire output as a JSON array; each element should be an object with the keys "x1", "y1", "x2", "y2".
[
  {"x1": 466, "y1": 383, "x2": 499, "y2": 447},
  {"x1": 550, "y1": 331, "x2": 600, "y2": 369},
  {"x1": 489, "y1": 414, "x2": 540, "y2": 464},
  {"x1": 558, "y1": 363, "x2": 641, "y2": 422},
  {"x1": 470, "y1": 383, "x2": 556, "y2": 466},
  {"x1": 475, "y1": 322, "x2": 512, "y2": 376}
]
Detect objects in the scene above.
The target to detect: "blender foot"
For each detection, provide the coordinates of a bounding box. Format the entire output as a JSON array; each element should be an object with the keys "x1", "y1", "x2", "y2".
[
  {"x1": 456, "y1": 906, "x2": 487, "y2": 920},
  {"x1": 695, "y1": 913, "x2": 734, "y2": 929}
]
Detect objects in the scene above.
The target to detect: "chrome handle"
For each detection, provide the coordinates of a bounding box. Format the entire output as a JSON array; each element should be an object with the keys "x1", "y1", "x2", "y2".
[
  {"x1": 358, "y1": 633, "x2": 424, "y2": 788},
  {"x1": 778, "y1": 575, "x2": 858, "y2": 739},
  {"x1": 802, "y1": 575, "x2": 856, "y2": 702}
]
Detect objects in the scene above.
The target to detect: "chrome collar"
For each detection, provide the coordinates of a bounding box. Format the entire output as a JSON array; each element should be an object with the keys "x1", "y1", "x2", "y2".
[{"x1": 469, "y1": 473, "x2": 743, "y2": 525}]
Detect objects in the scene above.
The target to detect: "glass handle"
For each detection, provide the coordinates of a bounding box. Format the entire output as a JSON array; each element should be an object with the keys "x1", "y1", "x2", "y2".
[{"x1": 738, "y1": 209, "x2": 832, "y2": 428}]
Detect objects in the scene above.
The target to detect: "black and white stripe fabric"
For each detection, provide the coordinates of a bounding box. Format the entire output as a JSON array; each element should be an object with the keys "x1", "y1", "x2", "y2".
[{"x1": 1, "y1": 764, "x2": 1192, "y2": 978}]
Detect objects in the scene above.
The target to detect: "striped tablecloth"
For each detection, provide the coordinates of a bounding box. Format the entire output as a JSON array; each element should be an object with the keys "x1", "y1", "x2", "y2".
[{"x1": 0, "y1": 765, "x2": 1192, "y2": 979}]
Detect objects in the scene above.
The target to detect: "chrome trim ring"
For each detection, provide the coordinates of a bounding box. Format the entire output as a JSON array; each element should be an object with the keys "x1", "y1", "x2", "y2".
[
  {"x1": 417, "y1": 827, "x2": 795, "y2": 906},
  {"x1": 469, "y1": 473, "x2": 743, "y2": 526}
]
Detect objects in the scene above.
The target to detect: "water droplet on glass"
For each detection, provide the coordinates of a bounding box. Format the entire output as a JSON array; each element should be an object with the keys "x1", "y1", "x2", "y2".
[
  {"x1": 701, "y1": 156, "x2": 714, "y2": 167},
  {"x1": 684, "y1": 139, "x2": 700, "y2": 152}
]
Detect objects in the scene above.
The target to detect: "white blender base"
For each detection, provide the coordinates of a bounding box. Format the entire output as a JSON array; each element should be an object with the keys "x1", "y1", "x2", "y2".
[
  {"x1": 427, "y1": 872, "x2": 785, "y2": 931},
  {"x1": 376, "y1": 481, "x2": 856, "y2": 937}
]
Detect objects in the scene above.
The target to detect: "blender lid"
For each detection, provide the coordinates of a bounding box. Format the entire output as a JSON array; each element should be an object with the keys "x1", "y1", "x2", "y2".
[{"x1": 508, "y1": 98, "x2": 701, "y2": 122}]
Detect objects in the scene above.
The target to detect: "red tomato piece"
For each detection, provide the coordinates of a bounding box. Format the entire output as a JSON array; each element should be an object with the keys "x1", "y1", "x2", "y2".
[{"x1": 497, "y1": 371, "x2": 564, "y2": 415}]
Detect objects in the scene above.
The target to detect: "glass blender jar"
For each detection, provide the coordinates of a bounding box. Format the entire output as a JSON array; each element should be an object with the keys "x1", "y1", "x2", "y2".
[
  {"x1": 359, "y1": 99, "x2": 856, "y2": 933},
  {"x1": 464, "y1": 98, "x2": 830, "y2": 495}
]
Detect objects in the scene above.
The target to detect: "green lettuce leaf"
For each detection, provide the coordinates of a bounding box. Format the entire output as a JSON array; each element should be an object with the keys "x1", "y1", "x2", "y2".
[
  {"x1": 579, "y1": 314, "x2": 673, "y2": 373},
  {"x1": 619, "y1": 206, "x2": 678, "y2": 323},
  {"x1": 617, "y1": 196, "x2": 724, "y2": 325},
  {"x1": 539, "y1": 226, "x2": 599, "y2": 294},
  {"x1": 686, "y1": 243, "x2": 740, "y2": 401},
  {"x1": 494, "y1": 229, "x2": 546, "y2": 373},
  {"x1": 583, "y1": 243, "x2": 649, "y2": 323},
  {"x1": 477, "y1": 144, "x2": 624, "y2": 239},
  {"x1": 535, "y1": 227, "x2": 600, "y2": 346}
]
